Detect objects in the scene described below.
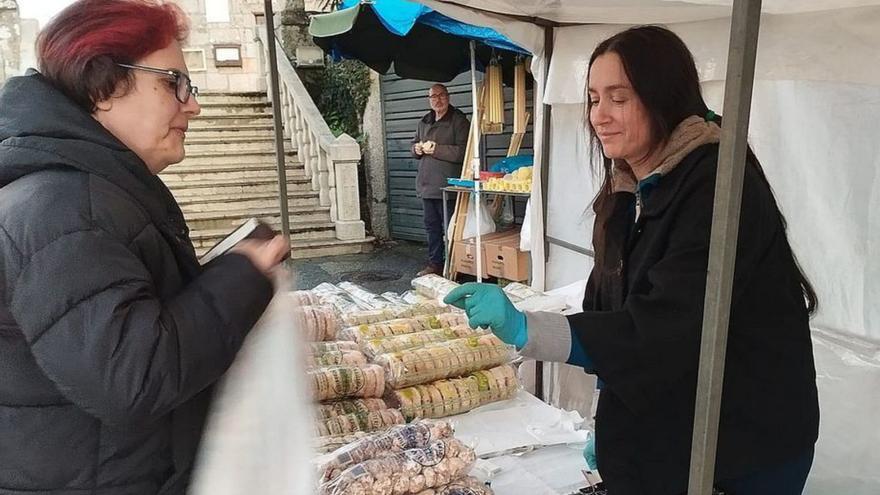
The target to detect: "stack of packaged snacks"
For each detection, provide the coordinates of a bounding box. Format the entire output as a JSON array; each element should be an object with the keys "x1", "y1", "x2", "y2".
[
  {"x1": 360, "y1": 325, "x2": 485, "y2": 359},
  {"x1": 319, "y1": 434, "x2": 477, "y2": 495},
  {"x1": 309, "y1": 364, "x2": 386, "y2": 402},
  {"x1": 337, "y1": 313, "x2": 469, "y2": 343},
  {"x1": 315, "y1": 409, "x2": 405, "y2": 438},
  {"x1": 375, "y1": 334, "x2": 514, "y2": 388},
  {"x1": 295, "y1": 305, "x2": 340, "y2": 342},
  {"x1": 306, "y1": 349, "x2": 368, "y2": 367},
  {"x1": 411, "y1": 274, "x2": 460, "y2": 300},
  {"x1": 388, "y1": 364, "x2": 519, "y2": 420}
]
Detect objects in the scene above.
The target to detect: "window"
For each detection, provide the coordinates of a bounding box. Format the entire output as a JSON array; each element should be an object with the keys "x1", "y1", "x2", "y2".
[
  {"x1": 213, "y1": 44, "x2": 243, "y2": 68},
  {"x1": 205, "y1": 0, "x2": 231, "y2": 23},
  {"x1": 183, "y1": 49, "x2": 207, "y2": 72}
]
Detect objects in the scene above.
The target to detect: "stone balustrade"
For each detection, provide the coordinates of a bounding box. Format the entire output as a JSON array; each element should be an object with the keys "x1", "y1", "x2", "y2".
[{"x1": 256, "y1": 29, "x2": 366, "y2": 241}]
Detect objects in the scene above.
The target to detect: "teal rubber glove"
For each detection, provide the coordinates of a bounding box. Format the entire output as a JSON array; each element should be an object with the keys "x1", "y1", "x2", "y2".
[
  {"x1": 584, "y1": 432, "x2": 597, "y2": 471},
  {"x1": 443, "y1": 283, "x2": 528, "y2": 349}
]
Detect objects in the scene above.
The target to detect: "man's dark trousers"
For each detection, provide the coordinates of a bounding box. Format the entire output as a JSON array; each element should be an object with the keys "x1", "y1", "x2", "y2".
[{"x1": 423, "y1": 198, "x2": 456, "y2": 268}]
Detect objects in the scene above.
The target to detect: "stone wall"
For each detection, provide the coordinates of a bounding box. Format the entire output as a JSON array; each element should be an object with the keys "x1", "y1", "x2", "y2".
[
  {"x1": 177, "y1": 0, "x2": 287, "y2": 93},
  {"x1": 0, "y1": 0, "x2": 19, "y2": 84},
  {"x1": 361, "y1": 71, "x2": 390, "y2": 240}
]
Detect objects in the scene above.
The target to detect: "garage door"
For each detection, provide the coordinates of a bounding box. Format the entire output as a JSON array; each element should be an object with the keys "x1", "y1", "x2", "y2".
[{"x1": 381, "y1": 71, "x2": 533, "y2": 242}]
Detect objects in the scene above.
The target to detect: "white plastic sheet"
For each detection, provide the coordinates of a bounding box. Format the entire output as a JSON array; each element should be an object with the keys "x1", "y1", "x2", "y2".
[
  {"x1": 806, "y1": 328, "x2": 880, "y2": 494},
  {"x1": 189, "y1": 277, "x2": 314, "y2": 495}
]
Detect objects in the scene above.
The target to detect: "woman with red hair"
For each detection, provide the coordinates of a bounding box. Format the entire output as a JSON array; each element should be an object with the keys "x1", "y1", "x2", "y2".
[{"x1": 0, "y1": 1, "x2": 288, "y2": 493}]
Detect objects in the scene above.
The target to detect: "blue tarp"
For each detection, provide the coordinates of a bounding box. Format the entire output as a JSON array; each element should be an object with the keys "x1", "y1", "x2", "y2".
[{"x1": 339, "y1": 0, "x2": 529, "y2": 55}]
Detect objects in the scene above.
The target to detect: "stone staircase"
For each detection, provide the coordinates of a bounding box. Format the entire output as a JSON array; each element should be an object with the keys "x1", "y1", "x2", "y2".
[{"x1": 161, "y1": 91, "x2": 374, "y2": 259}]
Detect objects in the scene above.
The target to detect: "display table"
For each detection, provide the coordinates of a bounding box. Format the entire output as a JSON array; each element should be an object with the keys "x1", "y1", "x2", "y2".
[{"x1": 451, "y1": 390, "x2": 591, "y2": 494}]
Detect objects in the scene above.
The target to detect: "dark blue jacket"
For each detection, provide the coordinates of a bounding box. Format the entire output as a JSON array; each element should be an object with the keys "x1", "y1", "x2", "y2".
[{"x1": 0, "y1": 72, "x2": 273, "y2": 494}]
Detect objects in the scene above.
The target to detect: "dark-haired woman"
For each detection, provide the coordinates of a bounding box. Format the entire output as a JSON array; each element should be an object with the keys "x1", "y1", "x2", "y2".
[
  {"x1": 446, "y1": 25, "x2": 819, "y2": 495},
  {"x1": 0, "y1": 1, "x2": 288, "y2": 493}
]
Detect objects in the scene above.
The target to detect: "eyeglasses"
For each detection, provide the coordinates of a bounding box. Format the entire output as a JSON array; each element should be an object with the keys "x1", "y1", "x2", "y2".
[
  {"x1": 428, "y1": 93, "x2": 448, "y2": 100},
  {"x1": 117, "y1": 63, "x2": 199, "y2": 104}
]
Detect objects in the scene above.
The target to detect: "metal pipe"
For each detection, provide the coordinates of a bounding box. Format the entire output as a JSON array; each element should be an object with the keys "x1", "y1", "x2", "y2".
[
  {"x1": 534, "y1": 24, "x2": 555, "y2": 403},
  {"x1": 469, "y1": 40, "x2": 483, "y2": 283},
  {"x1": 263, "y1": 0, "x2": 292, "y2": 248},
  {"x1": 687, "y1": 1, "x2": 763, "y2": 493}
]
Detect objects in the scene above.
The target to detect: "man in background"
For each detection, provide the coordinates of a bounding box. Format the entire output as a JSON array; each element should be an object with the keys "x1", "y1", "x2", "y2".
[{"x1": 411, "y1": 83, "x2": 470, "y2": 276}]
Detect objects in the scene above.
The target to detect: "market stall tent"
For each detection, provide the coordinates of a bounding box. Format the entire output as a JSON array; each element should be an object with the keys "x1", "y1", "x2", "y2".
[{"x1": 415, "y1": 1, "x2": 880, "y2": 493}]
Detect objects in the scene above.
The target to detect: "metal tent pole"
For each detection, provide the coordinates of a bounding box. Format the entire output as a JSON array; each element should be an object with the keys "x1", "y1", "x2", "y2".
[
  {"x1": 469, "y1": 41, "x2": 483, "y2": 283},
  {"x1": 687, "y1": 1, "x2": 763, "y2": 493},
  {"x1": 263, "y1": 0, "x2": 292, "y2": 248},
  {"x1": 535, "y1": 25, "x2": 555, "y2": 403}
]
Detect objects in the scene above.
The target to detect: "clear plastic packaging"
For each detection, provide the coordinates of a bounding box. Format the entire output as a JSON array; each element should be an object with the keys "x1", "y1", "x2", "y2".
[
  {"x1": 337, "y1": 313, "x2": 469, "y2": 343},
  {"x1": 314, "y1": 408, "x2": 405, "y2": 438},
  {"x1": 360, "y1": 325, "x2": 487, "y2": 359},
  {"x1": 416, "y1": 477, "x2": 494, "y2": 495},
  {"x1": 295, "y1": 305, "x2": 340, "y2": 342},
  {"x1": 307, "y1": 349, "x2": 369, "y2": 368},
  {"x1": 315, "y1": 432, "x2": 371, "y2": 455},
  {"x1": 338, "y1": 282, "x2": 395, "y2": 310},
  {"x1": 315, "y1": 398, "x2": 389, "y2": 420},
  {"x1": 412, "y1": 274, "x2": 460, "y2": 300},
  {"x1": 339, "y1": 301, "x2": 452, "y2": 328},
  {"x1": 290, "y1": 290, "x2": 323, "y2": 307},
  {"x1": 309, "y1": 364, "x2": 386, "y2": 402},
  {"x1": 376, "y1": 335, "x2": 515, "y2": 388},
  {"x1": 319, "y1": 438, "x2": 476, "y2": 495},
  {"x1": 501, "y1": 282, "x2": 544, "y2": 303},
  {"x1": 389, "y1": 364, "x2": 519, "y2": 420},
  {"x1": 309, "y1": 341, "x2": 360, "y2": 354},
  {"x1": 318, "y1": 420, "x2": 455, "y2": 483}
]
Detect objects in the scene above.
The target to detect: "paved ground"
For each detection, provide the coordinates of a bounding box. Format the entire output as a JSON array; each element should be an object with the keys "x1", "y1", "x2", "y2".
[{"x1": 288, "y1": 240, "x2": 430, "y2": 294}]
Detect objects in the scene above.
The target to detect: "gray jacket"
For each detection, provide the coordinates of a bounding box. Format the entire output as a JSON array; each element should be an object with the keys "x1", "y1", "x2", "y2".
[{"x1": 410, "y1": 105, "x2": 470, "y2": 199}]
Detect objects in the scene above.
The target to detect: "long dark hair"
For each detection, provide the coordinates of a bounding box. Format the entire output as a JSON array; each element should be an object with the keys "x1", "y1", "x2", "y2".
[{"x1": 586, "y1": 25, "x2": 818, "y2": 314}]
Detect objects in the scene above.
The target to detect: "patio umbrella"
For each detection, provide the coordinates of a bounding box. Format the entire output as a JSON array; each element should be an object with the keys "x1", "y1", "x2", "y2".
[{"x1": 308, "y1": 0, "x2": 530, "y2": 83}]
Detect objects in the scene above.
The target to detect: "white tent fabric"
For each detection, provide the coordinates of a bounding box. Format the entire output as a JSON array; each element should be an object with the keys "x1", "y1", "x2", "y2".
[{"x1": 417, "y1": 1, "x2": 880, "y2": 492}]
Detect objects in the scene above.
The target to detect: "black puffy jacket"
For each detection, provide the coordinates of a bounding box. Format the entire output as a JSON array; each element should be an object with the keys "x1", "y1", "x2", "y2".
[{"x1": 0, "y1": 72, "x2": 274, "y2": 494}]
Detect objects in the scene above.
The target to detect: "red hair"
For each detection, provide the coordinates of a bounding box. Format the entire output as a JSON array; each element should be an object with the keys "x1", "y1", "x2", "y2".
[{"x1": 37, "y1": 0, "x2": 189, "y2": 112}]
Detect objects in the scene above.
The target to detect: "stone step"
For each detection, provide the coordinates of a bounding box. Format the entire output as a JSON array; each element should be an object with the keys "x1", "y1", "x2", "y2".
[
  {"x1": 180, "y1": 149, "x2": 297, "y2": 166},
  {"x1": 191, "y1": 113, "x2": 273, "y2": 127},
  {"x1": 177, "y1": 191, "x2": 320, "y2": 211},
  {"x1": 186, "y1": 124, "x2": 276, "y2": 139},
  {"x1": 166, "y1": 176, "x2": 315, "y2": 198},
  {"x1": 161, "y1": 167, "x2": 307, "y2": 186},
  {"x1": 184, "y1": 138, "x2": 290, "y2": 154},
  {"x1": 192, "y1": 235, "x2": 375, "y2": 259},
  {"x1": 287, "y1": 237, "x2": 376, "y2": 260},
  {"x1": 189, "y1": 217, "x2": 335, "y2": 244},
  {"x1": 197, "y1": 101, "x2": 272, "y2": 116},
  {"x1": 196, "y1": 91, "x2": 268, "y2": 105},
  {"x1": 165, "y1": 161, "x2": 304, "y2": 175},
  {"x1": 184, "y1": 206, "x2": 332, "y2": 231}
]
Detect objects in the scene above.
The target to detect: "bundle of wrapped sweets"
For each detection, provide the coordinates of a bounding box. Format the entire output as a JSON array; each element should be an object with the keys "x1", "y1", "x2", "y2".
[
  {"x1": 320, "y1": 438, "x2": 475, "y2": 495},
  {"x1": 337, "y1": 313, "x2": 469, "y2": 343}
]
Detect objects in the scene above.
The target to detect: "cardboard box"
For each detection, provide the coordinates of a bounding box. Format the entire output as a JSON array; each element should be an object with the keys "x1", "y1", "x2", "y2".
[
  {"x1": 486, "y1": 235, "x2": 530, "y2": 281},
  {"x1": 453, "y1": 230, "x2": 519, "y2": 277}
]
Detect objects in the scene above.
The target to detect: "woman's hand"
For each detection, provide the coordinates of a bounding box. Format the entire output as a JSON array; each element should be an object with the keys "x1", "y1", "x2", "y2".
[
  {"x1": 231, "y1": 235, "x2": 289, "y2": 276},
  {"x1": 444, "y1": 283, "x2": 528, "y2": 348},
  {"x1": 414, "y1": 142, "x2": 424, "y2": 155}
]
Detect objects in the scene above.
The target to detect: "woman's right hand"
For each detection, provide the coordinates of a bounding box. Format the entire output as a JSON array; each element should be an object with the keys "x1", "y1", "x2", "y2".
[
  {"x1": 231, "y1": 235, "x2": 289, "y2": 276},
  {"x1": 414, "y1": 142, "x2": 424, "y2": 155}
]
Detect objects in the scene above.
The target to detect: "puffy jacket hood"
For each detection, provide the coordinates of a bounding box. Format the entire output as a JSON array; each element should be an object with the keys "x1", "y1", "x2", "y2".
[{"x1": 0, "y1": 70, "x2": 180, "y2": 225}]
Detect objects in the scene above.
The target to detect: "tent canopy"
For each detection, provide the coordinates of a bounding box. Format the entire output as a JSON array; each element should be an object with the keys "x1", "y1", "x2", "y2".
[{"x1": 412, "y1": 2, "x2": 880, "y2": 492}]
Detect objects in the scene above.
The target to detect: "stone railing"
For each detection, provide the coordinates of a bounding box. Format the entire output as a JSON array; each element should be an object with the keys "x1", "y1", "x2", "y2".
[{"x1": 256, "y1": 29, "x2": 366, "y2": 241}]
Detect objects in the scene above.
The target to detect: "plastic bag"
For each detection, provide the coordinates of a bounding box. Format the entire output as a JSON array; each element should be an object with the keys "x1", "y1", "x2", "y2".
[
  {"x1": 309, "y1": 364, "x2": 386, "y2": 401},
  {"x1": 376, "y1": 334, "x2": 516, "y2": 388},
  {"x1": 388, "y1": 364, "x2": 520, "y2": 420},
  {"x1": 519, "y1": 198, "x2": 532, "y2": 252},
  {"x1": 317, "y1": 420, "x2": 455, "y2": 483},
  {"x1": 190, "y1": 271, "x2": 314, "y2": 495},
  {"x1": 462, "y1": 195, "x2": 497, "y2": 239},
  {"x1": 319, "y1": 437, "x2": 477, "y2": 495}
]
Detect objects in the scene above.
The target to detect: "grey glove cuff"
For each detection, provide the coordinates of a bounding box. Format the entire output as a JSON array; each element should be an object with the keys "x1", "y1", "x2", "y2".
[{"x1": 520, "y1": 311, "x2": 572, "y2": 363}]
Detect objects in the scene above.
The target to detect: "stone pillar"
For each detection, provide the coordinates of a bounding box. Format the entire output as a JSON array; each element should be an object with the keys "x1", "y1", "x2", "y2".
[
  {"x1": 331, "y1": 135, "x2": 366, "y2": 240},
  {"x1": 0, "y1": 0, "x2": 20, "y2": 84},
  {"x1": 361, "y1": 71, "x2": 390, "y2": 240}
]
